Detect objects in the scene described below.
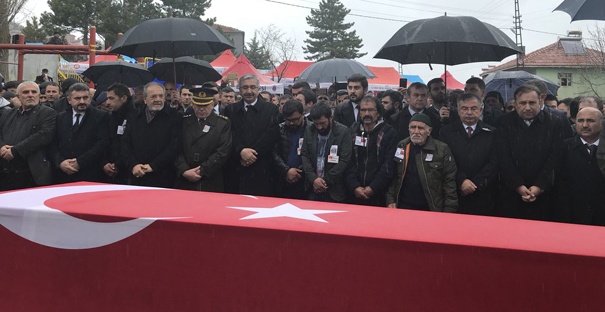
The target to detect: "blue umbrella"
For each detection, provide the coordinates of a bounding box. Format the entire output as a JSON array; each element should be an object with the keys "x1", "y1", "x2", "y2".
[{"x1": 484, "y1": 70, "x2": 559, "y2": 103}]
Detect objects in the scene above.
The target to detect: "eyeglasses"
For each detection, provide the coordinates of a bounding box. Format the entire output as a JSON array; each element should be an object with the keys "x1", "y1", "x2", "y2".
[
  {"x1": 359, "y1": 108, "x2": 377, "y2": 113},
  {"x1": 240, "y1": 85, "x2": 258, "y2": 91},
  {"x1": 285, "y1": 115, "x2": 302, "y2": 123}
]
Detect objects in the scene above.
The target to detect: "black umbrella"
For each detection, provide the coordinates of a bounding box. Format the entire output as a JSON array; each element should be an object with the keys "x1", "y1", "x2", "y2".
[
  {"x1": 108, "y1": 17, "x2": 234, "y2": 58},
  {"x1": 484, "y1": 70, "x2": 559, "y2": 103},
  {"x1": 149, "y1": 57, "x2": 222, "y2": 84},
  {"x1": 375, "y1": 15, "x2": 522, "y2": 69},
  {"x1": 82, "y1": 61, "x2": 154, "y2": 87},
  {"x1": 554, "y1": 0, "x2": 605, "y2": 22},
  {"x1": 297, "y1": 58, "x2": 375, "y2": 83}
]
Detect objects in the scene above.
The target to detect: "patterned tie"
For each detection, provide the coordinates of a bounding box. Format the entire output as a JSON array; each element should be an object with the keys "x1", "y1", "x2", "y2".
[{"x1": 466, "y1": 126, "x2": 473, "y2": 138}]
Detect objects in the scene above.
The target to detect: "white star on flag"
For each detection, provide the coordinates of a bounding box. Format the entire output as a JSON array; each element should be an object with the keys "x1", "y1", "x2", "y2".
[{"x1": 227, "y1": 203, "x2": 346, "y2": 223}]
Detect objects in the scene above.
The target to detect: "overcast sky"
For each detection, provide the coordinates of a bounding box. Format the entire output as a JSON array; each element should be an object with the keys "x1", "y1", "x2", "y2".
[{"x1": 20, "y1": 0, "x2": 604, "y2": 83}]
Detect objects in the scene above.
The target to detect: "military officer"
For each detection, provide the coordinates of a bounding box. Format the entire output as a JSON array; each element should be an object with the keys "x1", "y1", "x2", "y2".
[{"x1": 175, "y1": 87, "x2": 232, "y2": 192}]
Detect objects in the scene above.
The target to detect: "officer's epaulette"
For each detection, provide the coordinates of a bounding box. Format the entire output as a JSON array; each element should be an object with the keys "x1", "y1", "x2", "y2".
[{"x1": 218, "y1": 115, "x2": 229, "y2": 120}]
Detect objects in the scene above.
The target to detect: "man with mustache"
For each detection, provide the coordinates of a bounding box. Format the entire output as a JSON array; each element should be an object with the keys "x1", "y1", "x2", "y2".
[
  {"x1": 50, "y1": 83, "x2": 110, "y2": 183},
  {"x1": 301, "y1": 102, "x2": 352, "y2": 202},
  {"x1": 223, "y1": 74, "x2": 280, "y2": 196},
  {"x1": 345, "y1": 96, "x2": 397, "y2": 207},
  {"x1": 386, "y1": 113, "x2": 458, "y2": 212}
]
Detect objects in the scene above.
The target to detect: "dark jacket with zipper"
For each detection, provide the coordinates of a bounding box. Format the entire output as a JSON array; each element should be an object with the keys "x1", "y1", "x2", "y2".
[{"x1": 345, "y1": 120, "x2": 398, "y2": 206}]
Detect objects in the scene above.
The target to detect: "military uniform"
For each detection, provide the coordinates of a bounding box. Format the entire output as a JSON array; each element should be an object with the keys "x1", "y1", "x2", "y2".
[{"x1": 175, "y1": 88, "x2": 232, "y2": 192}]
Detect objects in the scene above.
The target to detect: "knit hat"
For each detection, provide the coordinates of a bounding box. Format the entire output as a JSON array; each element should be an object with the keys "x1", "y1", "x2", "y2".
[{"x1": 409, "y1": 113, "x2": 432, "y2": 127}]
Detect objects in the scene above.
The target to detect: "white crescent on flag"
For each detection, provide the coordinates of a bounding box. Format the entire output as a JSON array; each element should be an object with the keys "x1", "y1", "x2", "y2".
[{"x1": 0, "y1": 184, "x2": 168, "y2": 250}]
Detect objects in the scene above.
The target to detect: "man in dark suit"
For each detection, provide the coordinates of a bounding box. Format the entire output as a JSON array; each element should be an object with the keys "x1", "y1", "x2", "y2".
[
  {"x1": 333, "y1": 74, "x2": 367, "y2": 128},
  {"x1": 0, "y1": 81, "x2": 57, "y2": 190},
  {"x1": 389, "y1": 82, "x2": 440, "y2": 143},
  {"x1": 496, "y1": 85, "x2": 564, "y2": 221},
  {"x1": 301, "y1": 102, "x2": 352, "y2": 202},
  {"x1": 175, "y1": 87, "x2": 232, "y2": 192},
  {"x1": 101, "y1": 83, "x2": 137, "y2": 184},
  {"x1": 465, "y1": 77, "x2": 502, "y2": 127},
  {"x1": 557, "y1": 107, "x2": 605, "y2": 225},
  {"x1": 224, "y1": 74, "x2": 280, "y2": 196},
  {"x1": 440, "y1": 93, "x2": 498, "y2": 216},
  {"x1": 50, "y1": 83, "x2": 110, "y2": 183},
  {"x1": 524, "y1": 79, "x2": 574, "y2": 139},
  {"x1": 121, "y1": 82, "x2": 182, "y2": 188}
]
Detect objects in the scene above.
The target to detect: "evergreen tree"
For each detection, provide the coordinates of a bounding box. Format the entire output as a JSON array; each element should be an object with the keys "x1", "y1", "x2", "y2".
[
  {"x1": 161, "y1": 0, "x2": 212, "y2": 20},
  {"x1": 22, "y1": 16, "x2": 49, "y2": 43},
  {"x1": 244, "y1": 32, "x2": 271, "y2": 69},
  {"x1": 303, "y1": 0, "x2": 366, "y2": 61}
]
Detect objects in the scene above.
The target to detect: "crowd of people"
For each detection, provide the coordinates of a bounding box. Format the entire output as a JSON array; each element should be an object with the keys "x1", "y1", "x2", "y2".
[{"x1": 1, "y1": 72, "x2": 604, "y2": 226}]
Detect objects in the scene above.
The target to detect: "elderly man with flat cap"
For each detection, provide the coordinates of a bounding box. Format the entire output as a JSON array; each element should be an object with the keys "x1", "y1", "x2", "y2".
[
  {"x1": 386, "y1": 113, "x2": 458, "y2": 212},
  {"x1": 175, "y1": 87, "x2": 232, "y2": 192}
]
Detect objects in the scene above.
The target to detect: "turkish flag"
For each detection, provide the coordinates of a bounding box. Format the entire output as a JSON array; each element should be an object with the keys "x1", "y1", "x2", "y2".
[{"x1": 0, "y1": 182, "x2": 604, "y2": 311}]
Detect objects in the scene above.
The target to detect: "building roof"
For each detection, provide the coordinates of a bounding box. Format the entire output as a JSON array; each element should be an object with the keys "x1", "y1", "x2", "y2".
[
  {"x1": 212, "y1": 24, "x2": 243, "y2": 34},
  {"x1": 482, "y1": 36, "x2": 604, "y2": 75}
]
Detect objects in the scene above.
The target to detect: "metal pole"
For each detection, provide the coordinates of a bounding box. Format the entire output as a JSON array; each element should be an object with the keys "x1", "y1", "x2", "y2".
[{"x1": 17, "y1": 34, "x2": 25, "y2": 81}]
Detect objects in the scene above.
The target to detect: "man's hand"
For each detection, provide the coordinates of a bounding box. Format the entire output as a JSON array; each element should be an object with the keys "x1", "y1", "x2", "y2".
[
  {"x1": 60, "y1": 159, "x2": 78, "y2": 175},
  {"x1": 240, "y1": 148, "x2": 258, "y2": 166},
  {"x1": 103, "y1": 163, "x2": 118, "y2": 177},
  {"x1": 141, "y1": 164, "x2": 153, "y2": 173},
  {"x1": 439, "y1": 106, "x2": 450, "y2": 120},
  {"x1": 132, "y1": 164, "x2": 146, "y2": 178},
  {"x1": 528, "y1": 186, "x2": 542, "y2": 202},
  {"x1": 460, "y1": 179, "x2": 477, "y2": 196},
  {"x1": 0, "y1": 145, "x2": 13, "y2": 160},
  {"x1": 516, "y1": 185, "x2": 535, "y2": 202},
  {"x1": 387, "y1": 203, "x2": 397, "y2": 208},
  {"x1": 362, "y1": 186, "x2": 375, "y2": 198},
  {"x1": 354, "y1": 186, "x2": 369, "y2": 199},
  {"x1": 313, "y1": 178, "x2": 328, "y2": 193},
  {"x1": 286, "y1": 168, "x2": 302, "y2": 183},
  {"x1": 183, "y1": 166, "x2": 202, "y2": 182}
]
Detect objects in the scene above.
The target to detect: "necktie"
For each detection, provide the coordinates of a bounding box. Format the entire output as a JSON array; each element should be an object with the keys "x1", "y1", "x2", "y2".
[
  {"x1": 355, "y1": 104, "x2": 360, "y2": 123},
  {"x1": 587, "y1": 143, "x2": 598, "y2": 157},
  {"x1": 245, "y1": 104, "x2": 252, "y2": 112},
  {"x1": 466, "y1": 126, "x2": 473, "y2": 138},
  {"x1": 73, "y1": 113, "x2": 81, "y2": 132}
]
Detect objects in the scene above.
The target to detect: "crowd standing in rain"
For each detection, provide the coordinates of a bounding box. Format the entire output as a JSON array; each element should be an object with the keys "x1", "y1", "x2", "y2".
[{"x1": 1, "y1": 71, "x2": 605, "y2": 226}]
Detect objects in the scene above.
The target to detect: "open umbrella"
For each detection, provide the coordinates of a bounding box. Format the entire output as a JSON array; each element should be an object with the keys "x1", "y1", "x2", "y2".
[
  {"x1": 82, "y1": 61, "x2": 154, "y2": 87},
  {"x1": 484, "y1": 70, "x2": 560, "y2": 103},
  {"x1": 297, "y1": 58, "x2": 375, "y2": 83},
  {"x1": 109, "y1": 17, "x2": 233, "y2": 58},
  {"x1": 375, "y1": 15, "x2": 522, "y2": 70},
  {"x1": 554, "y1": 0, "x2": 605, "y2": 22},
  {"x1": 149, "y1": 57, "x2": 222, "y2": 84}
]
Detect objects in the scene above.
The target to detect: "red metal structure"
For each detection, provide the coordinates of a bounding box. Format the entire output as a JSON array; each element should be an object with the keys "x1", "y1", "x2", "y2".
[{"x1": 0, "y1": 27, "x2": 120, "y2": 81}]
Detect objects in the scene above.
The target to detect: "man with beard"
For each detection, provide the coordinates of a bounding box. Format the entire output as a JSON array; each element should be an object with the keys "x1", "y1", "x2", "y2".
[
  {"x1": 426, "y1": 77, "x2": 454, "y2": 125},
  {"x1": 224, "y1": 74, "x2": 280, "y2": 196},
  {"x1": 50, "y1": 83, "x2": 110, "y2": 183},
  {"x1": 301, "y1": 102, "x2": 352, "y2": 202},
  {"x1": 121, "y1": 82, "x2": 182, "y2": 188},
  {"x1": 557, "y1": 107, "x2": 605, "y2": 225},
  {"x1": 101, "y1": 83, "x2": 136, "y2": 184},
  {"x1": 496, "y1": 85, "x2": 564, "y2": 220},
  {"x1": 175, "y1": 87, "x2": 232, "y2": 192},
  {"x1": 389, "y1": 82, "x2": 441, "y2": 143},
  {"x1": 0, "y1": 81, "x2": 56, "y2": 190},
  {"x1": 345, "y1": 96, "x2": 397, "y2": 206},
  {"x1": 334, "y1": 74, "x2": 367, "y2": 127},
  {"x1": 164, "y1": 81, "x2": 179, "y2": 109},
  {"x1": 272, "y1": 100, "x2": 308, "y2": 199},
  {"x1": 386, "y1": 113, "x2": 457, "y2": 212},
  {"x1": 439, "y1": 93, "x2": 498, "y2": 216},
  {"x1": 381, "y1": 89, "x2": 402, "y2": 121}
]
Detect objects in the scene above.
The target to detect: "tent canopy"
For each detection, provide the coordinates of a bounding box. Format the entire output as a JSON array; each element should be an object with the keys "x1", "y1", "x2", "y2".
[
  {"x1": 222, "y1": 54, "x2": 283, "y2": 94},
  {"x1": 266, "y1": 60, "x2": 313, "y2": 80},
  {"x1": 211, "y1": 50, "x2": 237, "y2": 68},
  {"x1": 440, "y1": 71, "x2": 465, "y2": 90}
]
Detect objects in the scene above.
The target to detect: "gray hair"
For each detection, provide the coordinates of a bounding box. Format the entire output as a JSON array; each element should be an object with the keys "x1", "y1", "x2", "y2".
[
  {"x1": 67, "y1": 82, "x2": 90, "y2": 95},
  {"x1": 16, "y1": 81, "x2": 39, "y2": 94},
  {"x1": 143, "y1": 82, "x2": 165, "y2": 98},
  {"x1": 239, "y1": 74, "x2": 259, "y2": 87}
]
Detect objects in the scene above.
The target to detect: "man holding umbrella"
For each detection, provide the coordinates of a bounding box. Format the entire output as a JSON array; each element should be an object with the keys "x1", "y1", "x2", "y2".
[{"x1": 175, "y1": 87, "x2": 232, "y2": 192}]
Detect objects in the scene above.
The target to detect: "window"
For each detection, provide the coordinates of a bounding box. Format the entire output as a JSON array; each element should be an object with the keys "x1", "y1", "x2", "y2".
[{"x1": 558, "y1": 73, "x2": 572, "y2": 86}]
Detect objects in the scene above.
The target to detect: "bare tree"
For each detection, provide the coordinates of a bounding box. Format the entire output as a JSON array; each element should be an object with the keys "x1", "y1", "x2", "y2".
[
  {"x1": 576, "y1": 27, "x2": 605, "y2": 98},
  {"x1": 257, "y1": 24, "x2": 298, "y2": 83},
  {"x1": 0, "y1": 0, "x2": 29, "y2": 77}
]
